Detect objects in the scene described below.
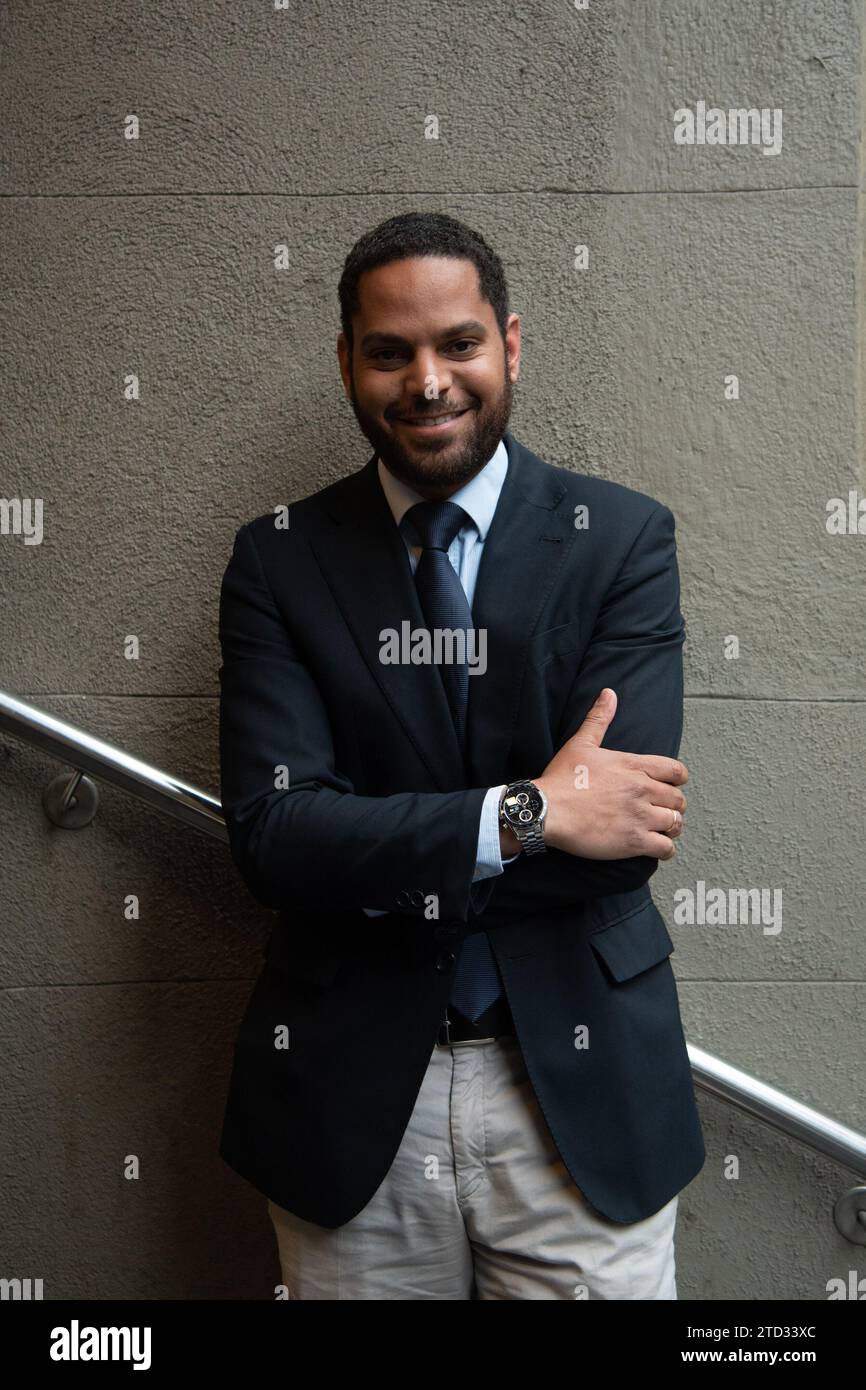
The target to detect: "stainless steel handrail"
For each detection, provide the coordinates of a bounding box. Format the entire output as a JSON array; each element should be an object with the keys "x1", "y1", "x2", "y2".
[
  {"x1": 0, "y1": 688, "x2": 227, "y2": 840},
  {"x1": 689, "y1": 1046, "x2": 866, "y2": 1176},
  {"x1": 1, "y1": 686, "x2": 865, "y2": 1181}
]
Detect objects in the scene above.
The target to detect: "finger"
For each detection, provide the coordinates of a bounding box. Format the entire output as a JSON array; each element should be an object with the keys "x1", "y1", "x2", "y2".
[
  {"x1": 629, "y1": 754, "x2": 689, "y2": 785},
  {"x1": 644, "y1": 831, "x2": 678, "y2": 860},
  {"x1": 645, "y1": 783, "x2": 687, "y2": 813},
  {"x1": 648, "y1": 805, "x2": 684, "y2": 838},
  {"x1": 570, "y1": 688, "x2": 618, "y2": 749}
]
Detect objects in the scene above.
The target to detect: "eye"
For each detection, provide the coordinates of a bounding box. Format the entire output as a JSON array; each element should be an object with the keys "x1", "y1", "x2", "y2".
[{"x1": 368, "y1": 340, "x2": 477, "y2": 363}]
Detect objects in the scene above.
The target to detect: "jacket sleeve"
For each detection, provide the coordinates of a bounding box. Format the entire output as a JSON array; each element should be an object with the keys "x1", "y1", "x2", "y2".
[
  {"x1": 479, "y1": 502, "x2": 686, "y2": 919},
  {"x1": 218, "y1": 522, "x2": 488, "y2": 922}
]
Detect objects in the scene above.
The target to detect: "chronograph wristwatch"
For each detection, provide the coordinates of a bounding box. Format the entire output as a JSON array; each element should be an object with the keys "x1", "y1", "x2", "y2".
[{"x1": 498, "y1": 779, "x2": 548, "y2": 855}]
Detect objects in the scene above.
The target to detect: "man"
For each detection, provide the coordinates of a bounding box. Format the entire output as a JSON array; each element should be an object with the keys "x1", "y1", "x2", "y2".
[{"x1": 217, "y1": 211, "x2": 705, "y2": 1300}]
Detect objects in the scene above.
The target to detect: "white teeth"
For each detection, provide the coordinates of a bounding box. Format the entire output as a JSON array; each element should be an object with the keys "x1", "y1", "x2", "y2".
[{"x1": 403, "y1": 412, "x2": 461, "y2": 424}]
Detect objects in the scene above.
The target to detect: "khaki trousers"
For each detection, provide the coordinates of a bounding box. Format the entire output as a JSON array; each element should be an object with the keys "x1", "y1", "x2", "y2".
[{"x1": 267, "y1": 1032, "x2": 679, "y2": 1300}]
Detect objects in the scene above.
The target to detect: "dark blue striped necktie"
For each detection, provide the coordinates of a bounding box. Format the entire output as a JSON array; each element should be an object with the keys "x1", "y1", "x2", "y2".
[{"x1": 405, "y1": 499, "x2": 503, "y2": 1023}]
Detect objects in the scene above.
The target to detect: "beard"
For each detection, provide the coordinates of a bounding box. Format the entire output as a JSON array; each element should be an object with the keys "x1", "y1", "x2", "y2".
[{"x1": 346, "y1": 363, "x2": 514, "y2": 494}]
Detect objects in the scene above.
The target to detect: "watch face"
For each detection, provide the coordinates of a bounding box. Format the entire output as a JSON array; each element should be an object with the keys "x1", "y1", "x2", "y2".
[{"x1": 502, "y1": 783, "x2": 544, "y2": 827}]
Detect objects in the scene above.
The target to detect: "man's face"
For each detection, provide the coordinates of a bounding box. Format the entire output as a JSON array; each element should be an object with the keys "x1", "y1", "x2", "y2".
[{"x1": 337, "y1": 255, "x2": 520, "y2": 499}]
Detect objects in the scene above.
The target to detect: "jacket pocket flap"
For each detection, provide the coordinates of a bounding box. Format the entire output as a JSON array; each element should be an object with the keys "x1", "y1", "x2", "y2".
[{"x1": 588, "y1": 898, "x2": 674, "y2": 982}]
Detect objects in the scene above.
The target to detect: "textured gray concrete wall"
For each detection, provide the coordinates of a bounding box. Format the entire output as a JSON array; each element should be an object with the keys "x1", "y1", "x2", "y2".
[{"x1": 1, "y1": 0, "x2": 863, "y2": 1300}]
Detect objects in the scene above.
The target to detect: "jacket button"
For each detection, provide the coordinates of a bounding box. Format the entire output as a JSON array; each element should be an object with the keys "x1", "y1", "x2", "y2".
[
  {"x1": 435, "y1": 951, "x2": 456, "y2": 972},
  {"x1": 395, "y1": 890, "x2": 411, "y2": 907}
]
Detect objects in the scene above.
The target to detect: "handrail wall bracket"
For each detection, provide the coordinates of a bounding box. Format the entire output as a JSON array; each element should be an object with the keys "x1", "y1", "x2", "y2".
[
  {"x1": 833, "y1": 1187, "x2": 866, "y2": 1245},
  {"x1": 42, "y1": 770, "x2": 99, "y2": 829}
]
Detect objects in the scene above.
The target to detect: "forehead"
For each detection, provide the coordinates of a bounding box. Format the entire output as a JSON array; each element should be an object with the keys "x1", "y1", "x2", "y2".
[{"x1": 354, "y1": 255, "x2": 489, "y2": 331}]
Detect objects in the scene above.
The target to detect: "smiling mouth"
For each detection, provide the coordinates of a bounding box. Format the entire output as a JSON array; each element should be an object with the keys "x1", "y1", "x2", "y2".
[{"x1": 395, "y1": 408, "x2": 470, "y2": 429}]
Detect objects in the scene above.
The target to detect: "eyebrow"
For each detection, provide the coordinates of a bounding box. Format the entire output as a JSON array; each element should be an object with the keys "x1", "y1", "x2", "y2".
[{"x1": 359, "y1": 319, "x2": 488, "y2": 352}]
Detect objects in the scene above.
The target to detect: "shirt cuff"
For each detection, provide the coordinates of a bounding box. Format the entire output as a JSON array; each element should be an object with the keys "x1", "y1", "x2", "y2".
[{"x1": 473, "y1": 784, "x2": 520, "y2": 881}]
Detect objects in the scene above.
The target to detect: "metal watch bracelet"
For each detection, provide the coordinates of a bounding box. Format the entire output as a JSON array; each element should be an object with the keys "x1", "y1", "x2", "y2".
[
  {"x1": 517, "y1": 820, "x2": 547, "y2": 855},
  {"x1": 499, "y1": 782, "x2": 548, "y2": 856}
]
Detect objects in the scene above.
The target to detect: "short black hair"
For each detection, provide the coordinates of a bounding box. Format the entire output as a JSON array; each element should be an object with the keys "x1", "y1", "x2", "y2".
[{"x1": 338, "y1": 211, "x2": 510, "y2": 355}]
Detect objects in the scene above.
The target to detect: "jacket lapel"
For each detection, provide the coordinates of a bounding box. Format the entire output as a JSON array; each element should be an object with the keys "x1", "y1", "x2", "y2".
[
  {"x1": 465, "y1": 433, "x2": 576, "y2": 785},
  {"x1": 310, "y1": 432, "x2": 576, "y2": 791},
  {"x1": 312, "y1": 450, "x2": 466, "y2": 789}
]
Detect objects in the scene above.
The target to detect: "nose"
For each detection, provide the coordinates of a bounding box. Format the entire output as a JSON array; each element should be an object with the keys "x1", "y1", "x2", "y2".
[{"x1": 401, "y1": 349, "x2": 454, "y2": 404}]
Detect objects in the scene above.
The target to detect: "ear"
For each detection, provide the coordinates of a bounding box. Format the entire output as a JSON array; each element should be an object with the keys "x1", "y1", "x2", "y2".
[
  {"x1": 504, "y1": 313, "x2": 521, "y2": 383},
  {"x1": 337, "y1": 332, "x2": 353, "y2": 400}
]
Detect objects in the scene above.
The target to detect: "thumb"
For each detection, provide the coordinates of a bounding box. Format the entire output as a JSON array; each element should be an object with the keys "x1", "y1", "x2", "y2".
[{"x1": 572, "y1": 688, "x2": 617, "y2": 746}]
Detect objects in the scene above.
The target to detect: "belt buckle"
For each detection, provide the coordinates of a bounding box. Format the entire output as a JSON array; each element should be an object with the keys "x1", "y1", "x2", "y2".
[{"x1": 436, "y1": 1007, "x2": 497, "y2": 1048}]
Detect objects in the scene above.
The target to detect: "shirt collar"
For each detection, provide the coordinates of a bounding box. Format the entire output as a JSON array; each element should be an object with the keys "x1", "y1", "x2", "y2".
[{"x1": 376, "y1": 437, "x2": 508, "y2": 542}]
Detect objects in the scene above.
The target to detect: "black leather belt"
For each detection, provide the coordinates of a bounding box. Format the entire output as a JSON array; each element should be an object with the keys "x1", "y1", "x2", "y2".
[{"x1": 436, "y1": 994, "x2": 516, "y2": 1047}]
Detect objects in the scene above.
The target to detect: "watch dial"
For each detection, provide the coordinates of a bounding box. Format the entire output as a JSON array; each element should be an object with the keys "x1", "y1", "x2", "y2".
[{"x1": 503, "y1": 785, "x2": 543, "y2": 825}]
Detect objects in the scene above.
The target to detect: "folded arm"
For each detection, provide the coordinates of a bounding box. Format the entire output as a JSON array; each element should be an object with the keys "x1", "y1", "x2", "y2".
[
  {"x1": 477, "y1": 502, "x2": 686, "y2": 918},
  {"x1": 219, "y1": 522, "x2": 491, "y2": 923}
]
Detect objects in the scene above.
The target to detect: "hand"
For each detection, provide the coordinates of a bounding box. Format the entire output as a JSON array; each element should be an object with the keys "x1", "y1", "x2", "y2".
[{"x1": 535, "y1": 688, "x2": 688, "y2": 862}]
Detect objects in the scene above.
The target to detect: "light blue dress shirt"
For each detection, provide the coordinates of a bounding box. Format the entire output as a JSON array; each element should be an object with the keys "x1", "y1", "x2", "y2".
[{"x1": 362, "y1": 437, "x2": 519, "y2": 918}]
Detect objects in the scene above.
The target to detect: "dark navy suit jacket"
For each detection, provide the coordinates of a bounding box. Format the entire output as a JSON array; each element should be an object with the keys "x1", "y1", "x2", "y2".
[{"x1": 217, "y1": 430, "x2": 705, "y2": 1227}]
